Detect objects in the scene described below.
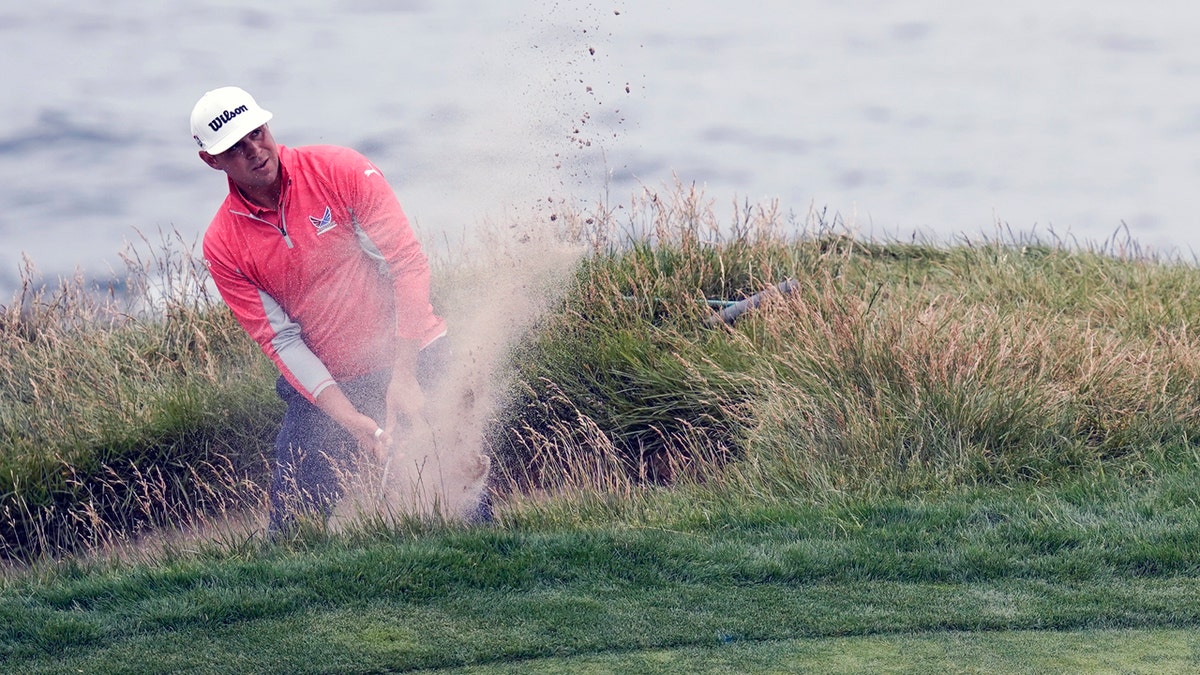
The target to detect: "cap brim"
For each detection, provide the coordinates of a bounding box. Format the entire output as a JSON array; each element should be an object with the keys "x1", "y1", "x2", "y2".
[{"x1": 204, "y1": 109, "x2": 274, "y2": 154}]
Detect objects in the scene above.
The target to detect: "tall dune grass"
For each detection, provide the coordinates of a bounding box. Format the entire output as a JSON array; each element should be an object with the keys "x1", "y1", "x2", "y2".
[
  {"x1": 487, "y1": 186, "x2": 1200, "y2": 504},
  {"x1": 0, "y1": 232, "x2": 279, "y2": 561}
]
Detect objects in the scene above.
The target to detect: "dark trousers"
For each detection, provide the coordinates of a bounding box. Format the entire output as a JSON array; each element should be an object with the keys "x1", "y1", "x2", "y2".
[{"x1": 269, "y1": 337, "x2": 452, "y2": 532}]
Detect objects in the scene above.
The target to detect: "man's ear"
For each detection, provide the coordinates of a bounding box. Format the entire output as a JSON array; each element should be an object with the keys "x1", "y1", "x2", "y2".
[{"x1": 199, "y1": 151, "x2": 222, "y2": 170}]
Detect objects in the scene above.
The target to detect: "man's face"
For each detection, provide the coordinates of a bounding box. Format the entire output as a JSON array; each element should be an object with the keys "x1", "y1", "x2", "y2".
[{"x1": 199, "y1": 125, "x2": 280, "y2": 192}]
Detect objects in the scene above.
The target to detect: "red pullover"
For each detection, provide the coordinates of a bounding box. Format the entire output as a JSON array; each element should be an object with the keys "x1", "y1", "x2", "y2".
[{"x1": 202, "y1": 145, "x2": 446, "y2": 403}]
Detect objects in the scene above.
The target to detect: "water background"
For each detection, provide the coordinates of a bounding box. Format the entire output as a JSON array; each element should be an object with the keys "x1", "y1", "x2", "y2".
[{"x1": 3, "y1": 1, "x2": 1200, "y2": 294}]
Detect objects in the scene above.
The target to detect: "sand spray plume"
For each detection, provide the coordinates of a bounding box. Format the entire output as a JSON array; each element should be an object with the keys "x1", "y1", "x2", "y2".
[
  {"x1": 332, "y1": 215, "x2": 587, "y2": 527},
  {"x1": 336, "y1": 0, "x2": 634, "y2": 522},
  {"x1": 330, "y1": 4, "x2": 629, "y2": 525}
]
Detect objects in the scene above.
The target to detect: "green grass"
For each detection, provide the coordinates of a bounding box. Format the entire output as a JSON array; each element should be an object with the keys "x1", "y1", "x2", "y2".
[
  {"x1": 4, "y1": 465, "x2": 1200, "y2": 671},
  {"x1": 3, "y1": 188, "x2": 1200, "y2": 671}
]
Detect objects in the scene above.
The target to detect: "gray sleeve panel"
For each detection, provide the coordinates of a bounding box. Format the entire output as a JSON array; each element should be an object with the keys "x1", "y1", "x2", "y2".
[
  {"x1": 259, "y1": 288, "x2": 335, "y2": 397},
  {"x1": 350, "y1": 209, "x2": 390, "y2": 276}
]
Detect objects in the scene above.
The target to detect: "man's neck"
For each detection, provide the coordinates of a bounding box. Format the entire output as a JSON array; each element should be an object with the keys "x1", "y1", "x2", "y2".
[{"x1": 237, "y1": 180, "x2": 282, "y2": 211}]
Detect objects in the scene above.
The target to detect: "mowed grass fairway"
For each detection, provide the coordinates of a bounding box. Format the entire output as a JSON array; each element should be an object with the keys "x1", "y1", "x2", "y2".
[
  {"x1": 3, "y1": 189, "x2": 1200, "y2": 671},
  {"x1": 6, "y1": 471, "x2": 1200, "y2": 672}
]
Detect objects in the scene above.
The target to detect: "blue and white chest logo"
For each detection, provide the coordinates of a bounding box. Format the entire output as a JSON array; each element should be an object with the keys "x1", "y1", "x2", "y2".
[{"x1": 309, "y1": 206, "x2": 339, "y2": 235}]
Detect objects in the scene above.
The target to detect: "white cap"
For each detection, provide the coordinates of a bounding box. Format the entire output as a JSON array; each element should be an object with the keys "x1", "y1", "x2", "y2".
[{"x1": 189, "y1": 86, "x2": 273, "y2": 154}]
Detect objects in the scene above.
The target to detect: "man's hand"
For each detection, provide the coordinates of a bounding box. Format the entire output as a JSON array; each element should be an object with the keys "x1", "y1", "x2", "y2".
[
  {"x1": 314, "y1": 384, "x2": 393, "y2": 460},
  {"x1": 358, "y1": 423, "x2": 395, "y2": 462}
]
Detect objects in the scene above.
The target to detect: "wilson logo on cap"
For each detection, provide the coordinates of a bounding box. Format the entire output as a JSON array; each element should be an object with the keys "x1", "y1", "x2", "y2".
[{"x1": 208, "y1": 105, "x2": 250, "y2": 133}]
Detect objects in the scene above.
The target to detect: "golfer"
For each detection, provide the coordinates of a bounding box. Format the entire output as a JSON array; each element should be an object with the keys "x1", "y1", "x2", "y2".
[{"x1": 191, "y1": 86, "x2": 487, "y2": 533}]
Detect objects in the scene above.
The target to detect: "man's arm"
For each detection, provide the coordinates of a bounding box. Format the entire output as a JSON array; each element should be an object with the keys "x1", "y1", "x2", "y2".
[
  {"x1": 315, "y1": 383, "x2": 393, "y2": 456},
  {"x1": 206, "y1": 250, "x2": 392, "y2": 454},
  {"x1": 338, "y1": 147, "x2": 446, "y2": 347},
  {"x1": 204, "y1": 247, "x2": 334, "y2": 398},
  {"x1": 383, "y1": 338, "x2": 424, "y2": 439},
  {"x1": 338, "y1": 148, "x2": 446, "y2": 434}
]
